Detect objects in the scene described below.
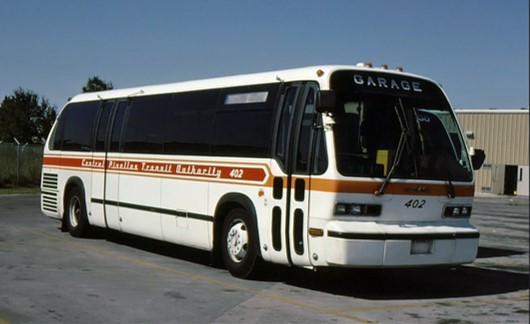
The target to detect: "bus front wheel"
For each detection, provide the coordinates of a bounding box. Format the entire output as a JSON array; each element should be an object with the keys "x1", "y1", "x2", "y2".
[
  {"x1": 221, "y1": 208, "x2": 259, "y2": 278},
  {"x1": 65, "y1": 186, "x2": 90, "y2": 237}
]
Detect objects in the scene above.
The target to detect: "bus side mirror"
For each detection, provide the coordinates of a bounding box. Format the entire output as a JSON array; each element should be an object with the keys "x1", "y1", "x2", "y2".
[
  {"x1": 316, "y1": 90, "x2": 336, "y2": 113},
  {"x1": 470, "y1": 148, "x2": 486, "y2": 170}
]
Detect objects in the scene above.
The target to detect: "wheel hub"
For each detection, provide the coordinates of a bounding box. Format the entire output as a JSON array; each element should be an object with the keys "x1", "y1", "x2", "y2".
[
  {"x1": 69, "y1": 197, "x2": 81, "y2": 227},
  {"x1": 226, "y1": 221, "x2": 248, "y2": 263}
]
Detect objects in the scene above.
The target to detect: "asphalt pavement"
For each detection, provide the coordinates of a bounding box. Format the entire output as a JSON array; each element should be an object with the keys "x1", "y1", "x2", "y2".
[{"x1": 0, "y1": 194, "x2": 528, "y2": 323}]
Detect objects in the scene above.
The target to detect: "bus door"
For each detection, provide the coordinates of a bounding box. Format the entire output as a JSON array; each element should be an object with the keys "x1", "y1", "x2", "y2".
[
  {"x1": 91, "y1": 100, "x2": 128, "y2": 231},
  {"x1": 91, "y1": 100, "x2": 115, "y2": 228},
  {"x1": 272, "y1": 83, "x2": 321, "y2": 267}
]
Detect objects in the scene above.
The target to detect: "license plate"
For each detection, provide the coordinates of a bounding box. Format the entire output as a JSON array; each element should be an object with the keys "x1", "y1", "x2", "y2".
[{"x1": 411, "y1": 240, "x2": 433, "y2": 254}]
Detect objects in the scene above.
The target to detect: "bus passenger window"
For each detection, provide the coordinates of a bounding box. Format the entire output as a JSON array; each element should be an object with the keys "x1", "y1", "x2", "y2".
[
  {"x1": 57, "y1": 101, "x2": 100, "y2": 151},
  {"x1": 122, "y1": 94, "x2": 171, "y2": 154},
  {"x1": 94, "y1": 101, "x2": 114, "y2": 152},
  {"x1": 109, "y1": 101, "x2": 127, "y2": 152},
  {"x1": 211, "y1": 84, "x2": 279, "y2": 157},
  {"x1": 164, "y1": 90, "x2": 217, "y2": 155}
]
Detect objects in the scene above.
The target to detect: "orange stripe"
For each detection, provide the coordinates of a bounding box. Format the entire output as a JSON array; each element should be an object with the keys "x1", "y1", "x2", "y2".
[
  {"x1": 43, "y1": 156, "x2": 85, "y2": 168},
  {"x1": 310, "y1": 178, "x2": 474, "y2": 196},
  {"x1": 43, "y1": 155, "x2": 475, "y2": 197},
  {"x1": 42, "y1": 155, "x2": 270, "y2": 184}
]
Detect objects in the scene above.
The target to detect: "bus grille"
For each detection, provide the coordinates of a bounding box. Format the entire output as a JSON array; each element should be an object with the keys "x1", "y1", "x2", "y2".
[{"x1": 41, "y1": 173, "x2": 58, "y2": 213}]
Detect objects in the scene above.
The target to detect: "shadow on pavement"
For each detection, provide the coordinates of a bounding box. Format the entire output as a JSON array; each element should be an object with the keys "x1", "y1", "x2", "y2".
[
  {"x1": 82, "y1": 227, "x2": 528, "y2": 301},
  {"x1": 476, "y1": 246, "x2": 526, "y2": 258},
  {"x1": 276, "y1": 265, "x2": 529, "y2": 300}
]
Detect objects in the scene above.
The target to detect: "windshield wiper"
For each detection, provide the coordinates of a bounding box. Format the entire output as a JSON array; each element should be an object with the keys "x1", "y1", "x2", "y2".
[
  {"x1": 375, "y1": 98, "x2": 408, "y2": 196},
  {"x1": 412, "y1": 107, "x2": 425, "y2": 155},
  {"x1": 447, "y1": 178, "x2": 456, "y2": 198}
]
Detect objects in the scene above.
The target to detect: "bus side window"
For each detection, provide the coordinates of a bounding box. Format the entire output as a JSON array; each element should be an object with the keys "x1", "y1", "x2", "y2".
[
  {"x1": 58, "y1": 101, "x2": 100, "y2": 151},
  {"x1": 312, "y1": 115, "x2": 328, "y2": 174},
  {"x1": 211, "y1": 84, "x2": 279, "y2": 157},
  {"x1": 275, "y1": 87, "x2": 298, "y2": 168},
  {"x1": 51, "y1": 114, "x2": 65, "y2": 150},
  {"x1": 295, "y1": 87, "x2": 315, "y2": 173},
  {"x1": 109, "y1": 101, "x2": 128, "y2": 152},
  {"x1": 94, "y1": 101, "x2": 114, "y2": 152},
  {"x1": 122, "y1": 94, "x2": 172, "y2": 154},
  {"x1": 164, "y1": 90, "x2": 218, "y2": 155},
  {"x1": 294, "y1": 86, "x2": 328, "y2": 175}
]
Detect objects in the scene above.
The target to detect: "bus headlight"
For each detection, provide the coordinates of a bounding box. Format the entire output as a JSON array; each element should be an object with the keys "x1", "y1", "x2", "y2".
[
  {"x1": 443, "y1": 206, "x2": 472, "y2": 218},
  {"x1": 334, "y1": 203, "x2": 381, "y2": 216}
]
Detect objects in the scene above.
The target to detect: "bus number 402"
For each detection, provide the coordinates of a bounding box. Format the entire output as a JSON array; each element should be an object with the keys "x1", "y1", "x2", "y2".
[
  {"x1": 229, "y1": 169, "x2": 244, "y2": 179},
  {"x1": 404, "y1": 199, "x2": 426, "y2": 208}
]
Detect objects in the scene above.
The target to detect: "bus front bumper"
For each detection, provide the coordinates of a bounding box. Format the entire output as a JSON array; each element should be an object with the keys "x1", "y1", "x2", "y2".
[{"x1": 322, "y1": 222, "x2": 480, "y2": 268}]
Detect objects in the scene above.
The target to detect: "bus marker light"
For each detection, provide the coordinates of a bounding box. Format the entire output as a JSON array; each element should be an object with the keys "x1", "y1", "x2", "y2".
[{"x1": 309, "y1": 228, "x2": 324, "y2": 237}]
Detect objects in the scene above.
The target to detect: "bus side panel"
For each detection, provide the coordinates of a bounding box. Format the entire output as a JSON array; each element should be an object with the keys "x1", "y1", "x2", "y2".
[
  {"x1": 306, "y1": 188, "x2": 336, "y2": 267},
  {"x1": 117, "y1": 169, "x2": 163, "y2": 241},
  {"x1": 160, "y1": 176, "x2": 211, "y2": 251}
]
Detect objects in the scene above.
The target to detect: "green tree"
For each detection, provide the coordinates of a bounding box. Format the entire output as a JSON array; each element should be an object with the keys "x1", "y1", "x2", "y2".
[
  {"x1": 82, "y1": 76, "x2": 114, "y2": 92},
  {"x1": 0, "y1": 88, "x2": 57, "y2": 144}
]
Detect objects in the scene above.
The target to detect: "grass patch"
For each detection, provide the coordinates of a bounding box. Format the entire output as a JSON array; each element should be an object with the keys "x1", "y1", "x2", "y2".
[{"x1": 0, "y1": 187, "x2": 40, "y2": 195}]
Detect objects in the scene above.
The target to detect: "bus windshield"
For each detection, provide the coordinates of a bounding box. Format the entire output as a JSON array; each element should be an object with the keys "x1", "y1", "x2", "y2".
[{"x1": 330, "y1": 70, "x2": 472, "y2": 182}]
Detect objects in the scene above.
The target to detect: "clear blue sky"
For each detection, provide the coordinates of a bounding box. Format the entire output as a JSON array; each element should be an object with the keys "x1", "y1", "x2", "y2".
[{"x1": 0, "y1": 0, "x2": 528, "y2": 110}]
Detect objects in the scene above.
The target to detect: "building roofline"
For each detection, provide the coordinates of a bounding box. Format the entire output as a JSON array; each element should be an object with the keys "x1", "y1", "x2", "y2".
[{"x1": 455, "y1": 108, "x2": 529, "y2": 114}]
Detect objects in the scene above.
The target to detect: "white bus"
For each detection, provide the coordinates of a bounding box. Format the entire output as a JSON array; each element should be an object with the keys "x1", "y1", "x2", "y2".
[{"x1": 41, "y1": 64, "x2": 485, "y2": 278}]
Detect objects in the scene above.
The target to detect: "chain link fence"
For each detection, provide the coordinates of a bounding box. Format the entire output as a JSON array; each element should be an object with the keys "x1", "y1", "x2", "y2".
[{"x1": 0, "y1": 142, "x2": 43, "y2": 187}]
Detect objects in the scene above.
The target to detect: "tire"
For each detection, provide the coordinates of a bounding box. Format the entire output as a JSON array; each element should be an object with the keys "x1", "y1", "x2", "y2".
[
  {"x1": 65, "y1": 186, "x2": 90, "y2": 237},
  {"x1": 221, "y1": 208, "x2": 260, "y2": 279}
]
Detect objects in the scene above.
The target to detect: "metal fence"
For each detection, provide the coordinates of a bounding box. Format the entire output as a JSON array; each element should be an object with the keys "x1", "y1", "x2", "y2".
[{"x1": 0, "y1": 142, "x2": 43, "y2": 187}]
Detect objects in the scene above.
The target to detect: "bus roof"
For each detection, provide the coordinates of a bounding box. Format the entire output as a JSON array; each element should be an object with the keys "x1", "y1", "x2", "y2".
[{"x1": 67, "y1": 64, "x2": 433, "y2": 104}]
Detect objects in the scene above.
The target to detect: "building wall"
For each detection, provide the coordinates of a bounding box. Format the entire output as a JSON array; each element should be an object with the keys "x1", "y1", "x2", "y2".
[{"x1": 455, "y1": 110, "x2": 529, "y2": 196}]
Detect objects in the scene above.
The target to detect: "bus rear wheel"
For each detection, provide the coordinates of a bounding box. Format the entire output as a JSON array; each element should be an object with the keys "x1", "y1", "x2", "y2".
[
  {"x1": 221, "y1": 208, "x2": 259, "y2": 279},
  {"x1": 65, "y1": 186, "x2": 89, "y2": 237}
]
